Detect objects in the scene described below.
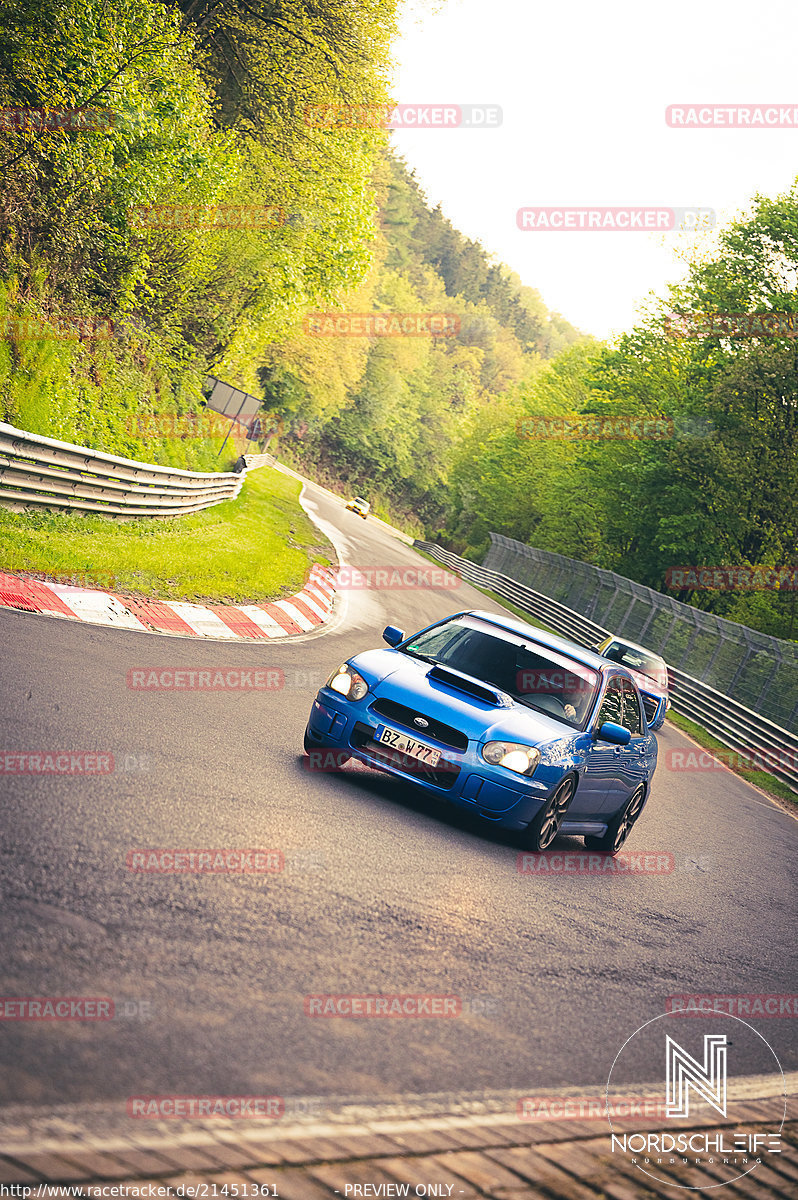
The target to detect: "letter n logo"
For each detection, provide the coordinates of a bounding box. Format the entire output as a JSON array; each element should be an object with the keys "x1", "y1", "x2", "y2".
[{"x1": 665, "y1": 1034, "x2": 727, "y2": 1118}]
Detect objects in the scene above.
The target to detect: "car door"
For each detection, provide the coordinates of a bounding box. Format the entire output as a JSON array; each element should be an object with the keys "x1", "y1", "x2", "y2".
[
  {"x1": 618, "y1": 678, "x2": 655, "y2": 796},
  {"x1": 578, "y1": 676, "x2": 630, "y2": 817}
]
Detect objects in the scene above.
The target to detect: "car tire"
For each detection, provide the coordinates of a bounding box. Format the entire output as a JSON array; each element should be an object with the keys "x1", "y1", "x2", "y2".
[
  {"x1": 584, "y1": 786, "x2": 646, "y2": 854},
  {"x1": 520, "y1": 776, "x2": 576, "y2": 852}
]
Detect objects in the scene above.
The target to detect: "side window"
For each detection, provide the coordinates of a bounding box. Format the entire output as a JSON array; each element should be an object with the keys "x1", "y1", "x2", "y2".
[
  {"x1": 596, "y1": 678, "x2": 624, "y2": 728},
  {"x1": 622, "y1": 679, "x2": 643, "y2": 735}
]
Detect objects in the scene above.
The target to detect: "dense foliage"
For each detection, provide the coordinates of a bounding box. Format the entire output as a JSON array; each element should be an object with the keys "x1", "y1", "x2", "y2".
[
  {"x1": 1, "y1": 0, "x2": 795, "y2": 638},
  {"x1": 263, "y1": 154, "x2": 582, "y2": 529},
  {"x1": 0, "y1": 0, "x2": 396, "y2": 463},
  {"x1": 443, "y1": 193, "x2": 798, "y2": 639}
]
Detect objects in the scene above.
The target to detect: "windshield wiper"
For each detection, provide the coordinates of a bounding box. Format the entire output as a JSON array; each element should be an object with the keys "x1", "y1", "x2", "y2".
[{"x1": 401, "y1": 649, "x2": 438, "y2": 664}]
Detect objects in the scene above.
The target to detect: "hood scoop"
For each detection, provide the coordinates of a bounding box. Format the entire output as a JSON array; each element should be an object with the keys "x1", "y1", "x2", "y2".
[{"x1": 427, "y1": 665, "x2": 512, "y2": 707}]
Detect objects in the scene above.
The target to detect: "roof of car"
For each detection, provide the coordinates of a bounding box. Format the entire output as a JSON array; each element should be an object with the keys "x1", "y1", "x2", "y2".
[{"x1": 464, "y1": 610, "x2": 615, "y2": 672}]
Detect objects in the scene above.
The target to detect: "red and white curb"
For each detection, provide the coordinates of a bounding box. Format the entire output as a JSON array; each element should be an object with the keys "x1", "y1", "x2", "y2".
[{"x1": 0, "y1": 565, "x2": 336, "y2": 640}]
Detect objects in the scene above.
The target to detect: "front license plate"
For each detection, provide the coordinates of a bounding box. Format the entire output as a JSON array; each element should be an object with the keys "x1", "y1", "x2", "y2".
[{"x1": 375, "y1": 725, "x2": 441, "y2": 767}]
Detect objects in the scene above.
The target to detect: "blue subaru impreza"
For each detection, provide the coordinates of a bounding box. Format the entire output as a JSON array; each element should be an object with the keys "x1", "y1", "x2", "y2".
[{"x1": 304, "y1": 610, "x2": 658, "y2": 853}]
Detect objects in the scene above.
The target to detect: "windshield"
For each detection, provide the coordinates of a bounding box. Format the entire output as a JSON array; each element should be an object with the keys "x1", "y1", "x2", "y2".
[
  {"x1": 602, "y1": 641, "x2": 667, "y2": 689},
  {"x1": 354, "y1": 497, "x2": 368, "y2": 505},
  {"x1": 402, "y1": 616, "x2": 600, "y2": 729}
]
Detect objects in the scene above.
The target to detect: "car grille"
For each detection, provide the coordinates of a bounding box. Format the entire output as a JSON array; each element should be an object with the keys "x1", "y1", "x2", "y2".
[
  {"x1": 370, "y1": 699, "x2": 468, "y2": 751},
  {"x1": 351, "y1": 724, "x2": 460, "y2": 790}
]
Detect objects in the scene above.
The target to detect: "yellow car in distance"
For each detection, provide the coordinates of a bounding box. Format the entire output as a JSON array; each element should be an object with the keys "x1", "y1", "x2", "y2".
[{"x1": 345, "y1": 496, "x2": 370, "y2": 519}]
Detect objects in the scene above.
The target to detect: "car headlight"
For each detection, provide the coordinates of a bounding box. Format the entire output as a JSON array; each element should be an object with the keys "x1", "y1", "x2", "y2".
[
  {"x1": 326, "y1": 663, "x2": 369, "y2": 702},
  {"x1": 481, "y1": 741, "x2": 541, "y2": 776}
]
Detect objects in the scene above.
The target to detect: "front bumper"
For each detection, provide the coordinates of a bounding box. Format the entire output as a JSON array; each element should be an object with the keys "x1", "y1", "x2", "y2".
[{"x1": 305, "y1": 688, "x2": 562, "y2": 830}]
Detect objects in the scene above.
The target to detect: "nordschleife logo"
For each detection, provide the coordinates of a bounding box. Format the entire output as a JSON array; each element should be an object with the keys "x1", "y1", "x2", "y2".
[
  {"x1": 665, "y1": 1034, "x2": 727, "y2": 1118},
  {"x1": 606, "y1": 1013, "x2": 786, "y2": 1190}
]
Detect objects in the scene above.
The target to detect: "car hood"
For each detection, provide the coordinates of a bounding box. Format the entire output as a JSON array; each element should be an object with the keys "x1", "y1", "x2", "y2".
[{"x1": 351, "y1": 648, "x2": 575, "y2": 746}]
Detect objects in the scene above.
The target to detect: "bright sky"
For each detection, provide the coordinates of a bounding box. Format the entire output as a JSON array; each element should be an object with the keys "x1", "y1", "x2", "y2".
[{"x1": 391, "y1": 0, "x2": 798, "y2": 340}]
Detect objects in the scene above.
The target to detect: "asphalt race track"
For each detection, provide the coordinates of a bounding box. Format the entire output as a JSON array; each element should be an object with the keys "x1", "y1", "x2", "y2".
[{"x1": 1, "y1": 480, "x2": 796, "y2": 1114}]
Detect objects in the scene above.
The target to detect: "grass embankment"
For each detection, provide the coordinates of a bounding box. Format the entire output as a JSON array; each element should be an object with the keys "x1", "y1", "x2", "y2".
[
  {"x1": 665, "y1": 709, "x2": 796, "y2": 809},
  {"x1": 0, "y1": 286, "x2": 250, "y2": 474},
  {"x1": 0, "y1": 467, "x2": 332, "y2": 605}
]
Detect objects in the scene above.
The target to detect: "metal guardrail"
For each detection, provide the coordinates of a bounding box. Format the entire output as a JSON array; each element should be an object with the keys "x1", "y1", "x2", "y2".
[
  {"x1": 0, "y1": 422, "x2": 244, "y2": 518},
  {"x1": 234, "y1": 453, "x2": 276, "y2": 472},
  {"x1": 486, "y1": 533, "x2": 798, "y2": 732},
  {"x1": 415, "y1": 540, "x2": 798, "y2": 794}
]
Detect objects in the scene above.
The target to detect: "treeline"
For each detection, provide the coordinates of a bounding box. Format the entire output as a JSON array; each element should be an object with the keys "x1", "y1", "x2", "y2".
[
  {"x1": 0, "y1": 0, "x2": 398, "y2": 466},
  {"x1": 3, "y1": 1, "x2": 794, "y2": 639},
  {"x1": 443, "y1": 190, "x2": 798, "y2": 640},
  {"x1": 263, "y1": 153, "x2": 583, "y2": 529}
]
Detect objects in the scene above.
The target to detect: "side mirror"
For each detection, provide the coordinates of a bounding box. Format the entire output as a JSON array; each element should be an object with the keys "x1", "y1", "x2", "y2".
[
  {"x1": 383, "y1": 625, "x2": 405, "y2": 647},
  {"x1": 595, "y1": 721, "x2": 632, "y2": 745}
]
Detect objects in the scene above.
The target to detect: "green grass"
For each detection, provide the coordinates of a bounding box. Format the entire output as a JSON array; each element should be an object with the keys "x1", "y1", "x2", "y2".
[
  {"x1": 665, "y1": 708, "x2": 797, "y2": 809},
  {"x1": 0, "y1": 467, "x2": 333, "y2": 604}
]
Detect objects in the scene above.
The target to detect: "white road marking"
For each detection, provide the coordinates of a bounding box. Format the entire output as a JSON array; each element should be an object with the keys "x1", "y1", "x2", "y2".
[
  {"x1": 164, "y1": 601, "x2": 241, "y2": 639},
  {"x1": 46, "y1": 585, "x2": 148, "y2": 631}
]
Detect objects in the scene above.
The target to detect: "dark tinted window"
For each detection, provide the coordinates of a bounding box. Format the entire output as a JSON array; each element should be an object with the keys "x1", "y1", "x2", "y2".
[
  {"x1": 596, "y1": 678, "x2": 624, "y2": 727},
  {"x1": 603, "y1": 641, "x2": 667, "y2": 689},
  {"x1": 622, "y1": 679, "x2": 643, "y2": 735},
  {"x1": 402, "y1": 617, "x2": 599, "y2": 729}
]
